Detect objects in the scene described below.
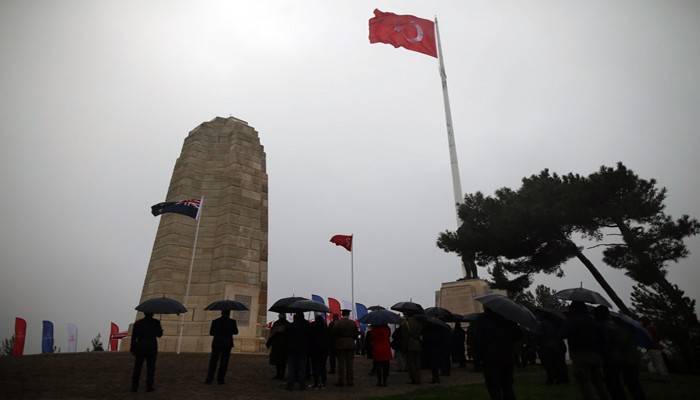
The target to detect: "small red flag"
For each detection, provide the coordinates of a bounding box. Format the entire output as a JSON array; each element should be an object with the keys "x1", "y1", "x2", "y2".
[
  {"x1": 369, "y1": 9, "x2": 437, "y2": 58},
  {"x1": 330, "y1": 234, "x2": 353, "y2": 252}
]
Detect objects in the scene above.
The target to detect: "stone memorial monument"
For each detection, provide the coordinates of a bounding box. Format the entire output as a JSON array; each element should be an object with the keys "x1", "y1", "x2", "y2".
[
  {"x1": 123, "y1": 116, "x2": 268, "y2": 353},
  {"x1": 435, "y1": 259, "x2": 505, "y2": 316}
]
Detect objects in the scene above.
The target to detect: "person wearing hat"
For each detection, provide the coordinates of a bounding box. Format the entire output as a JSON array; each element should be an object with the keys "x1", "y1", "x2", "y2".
[{"x1": 331, "y1": 309, "x2": 359, "y2": 386}]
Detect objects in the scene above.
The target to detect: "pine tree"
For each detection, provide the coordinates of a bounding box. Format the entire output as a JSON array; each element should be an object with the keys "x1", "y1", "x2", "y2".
[
  {"x1": 91, "y1": 333, "x2": 104, "y2": 352},
  {"x1": 1, "y1": 335, "x2": 15, "y2": 356}
]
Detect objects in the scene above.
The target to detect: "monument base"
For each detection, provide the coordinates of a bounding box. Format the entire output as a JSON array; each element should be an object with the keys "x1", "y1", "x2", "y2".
[{"x1": 435, "y1": 279, "x2": 505, "y2": 316}]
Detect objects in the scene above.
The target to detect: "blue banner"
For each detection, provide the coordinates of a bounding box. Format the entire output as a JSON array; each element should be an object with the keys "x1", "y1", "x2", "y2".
[
  {"x1": 356, "y1": 303, "x2": 368, "y2": 333},
  {"x1": 42, "y1": 320, "x2": 54, "y2": 353},
  {"x1": 311, "y1": 294, "x2": 325, "y2": 304}
]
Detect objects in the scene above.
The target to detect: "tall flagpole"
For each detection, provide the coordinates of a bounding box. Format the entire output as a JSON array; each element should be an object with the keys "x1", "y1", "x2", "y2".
[
  {"x1": 435, "y1": 17, "x2": 465, "y2": 277},
  {"x1": 176, "y1": 196, "x2": 204, "y2": 354},
  {"x1": 350, "y1": 234, "x2": 355, "y2": 320},
  {"x1": 434, "y1": 17, "x2": 463, "y2": 221}
]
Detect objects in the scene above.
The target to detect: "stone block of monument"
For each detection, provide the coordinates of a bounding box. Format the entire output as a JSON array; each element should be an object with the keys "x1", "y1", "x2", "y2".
[
  {"x1": 434, "y1": 279, "x2": 506, "y2": 316},
  {"x1": 123, "y1": 116, "x2": 268, "y2": 353}
]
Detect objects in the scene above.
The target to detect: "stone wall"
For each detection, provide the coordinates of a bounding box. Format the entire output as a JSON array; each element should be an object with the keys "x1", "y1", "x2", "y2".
[
  {"x1": 435, "y1": 279, "x2": 506, "y2": 316},
  {"x1": 123, "y1": 116, "x2": 268, "y2": 353}
]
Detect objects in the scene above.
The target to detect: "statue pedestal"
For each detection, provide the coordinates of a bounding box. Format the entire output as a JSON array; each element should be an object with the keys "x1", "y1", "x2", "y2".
[{"x1": 435, "y1": 279, "x2": 505, "y2": 315}]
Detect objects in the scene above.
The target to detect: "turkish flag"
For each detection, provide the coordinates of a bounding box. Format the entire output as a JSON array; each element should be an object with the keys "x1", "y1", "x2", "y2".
[
  {"x1": 369, "y1": 9, "x2": 437, "y2": 58},
  {"x1": 330, "y1": 234, "x2": 353, "y2": 252}
]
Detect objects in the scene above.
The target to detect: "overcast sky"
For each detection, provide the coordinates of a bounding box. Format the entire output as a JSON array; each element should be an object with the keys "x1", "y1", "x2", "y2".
[{"x1": 1, "y1": 0, "x2": 699, "y2": 354}]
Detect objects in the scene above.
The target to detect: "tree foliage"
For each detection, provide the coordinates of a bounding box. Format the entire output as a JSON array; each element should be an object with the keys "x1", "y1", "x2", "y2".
[
  {"x1": 437, "y1": 162, "x2": 699, "y2": 321},
  {"x1": 534, "y1": 284, "x2": 567, "y2": 311},
  {"x1": 91, "y1": 333, "x2": 104, "y2": 352},
  {"x1": 1, "y1": 335, "x2": 15, "y2": 356}
]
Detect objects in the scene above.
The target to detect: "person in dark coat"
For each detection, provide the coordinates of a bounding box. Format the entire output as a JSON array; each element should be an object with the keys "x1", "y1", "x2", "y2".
[
  {"x1": 365, "y1": 327, "x2": 375, "y2": 375},
  {"x1": 594, "y1": 306, "x2": 646, "y2": 400},
  {"x1": 536, "y1": 313, "x2": 569, "y2": 385},
  {"x1": 130, "y1": 312, "x2": 163, "y2": 392},
  {"x1": 452, "y1": 322, "x2": 467, "y2": 368},
  {"x1": 309, "y1": 314, "x2": 330, "y2": 388},
  {"x1": 562, "y1": 301, "x2": 609, "y2": 400},
  {"x1": 331, "y1": 309, "x2": 359, "y2": 386},
  {"x1": 205, "y1": 310, "x2": 239, "y2": 384},
  {"x1": 467, "y1": 322, "x2": 483, "y2": 372},
  {"x1": 439, "y1": 324, "x2": 452, "y2": 376},
  {"x1": 266, "y1": 313, "x2": 289, "y2": 379},
  {"x1": 422, "y1": 323, "x2": 444, "y2": 384},
  {"x1": 328, "y1": 314, "x2": 339, "y2": 374},
  {"x1": 473, "y1": 307, "x2": 522, "y2": 400},
  {"x1": 286, "y1": 312, "x2": 311, "y2": 390}
]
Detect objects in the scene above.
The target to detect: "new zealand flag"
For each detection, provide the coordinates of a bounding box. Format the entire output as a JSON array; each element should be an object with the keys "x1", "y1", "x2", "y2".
[{"x1": 151, "y1": 198, "x2": 202, "y2": 219}]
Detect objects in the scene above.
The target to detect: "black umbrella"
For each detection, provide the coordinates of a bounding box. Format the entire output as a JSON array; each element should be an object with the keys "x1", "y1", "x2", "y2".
[
  {"x1": 425, "y1": 307, "x2": 454, "y2": 321},
  {"x1": 205, "y1": 300, "x2": 248, "y2": 311},
  {"x1": 462, "y1": 312, "x2": 482, "y2": 322},
  {"x1": 269, "y1": 296, "x2": 308, "y2": 313},
  {"x1": 359, "y1": 309, "x2": 401, "y2": 325},
  {"x1": 286, "y1": 299, "x2": 330, "y2": 313},
  {"x1": 368, "y1": 305, "x2": 386, "y2": 311},
  {"x1": 390, "y1": 301, "x2": 424, "y2": 314},
  {"x1": 135, "y1": 297, "x2": 187, "y2": 315},
  {"x1": 534, "y1": 307, "x2": 566, "y2": 322},
  {"x1": 475, "y1": 293, "x2": 540, "y2": 333},
  {"x1": 416, "y1": 314, "x2": 451, "y2": 330},
  {"x1": 556, "y1": 288, "x2": 612, "y2": 308}
]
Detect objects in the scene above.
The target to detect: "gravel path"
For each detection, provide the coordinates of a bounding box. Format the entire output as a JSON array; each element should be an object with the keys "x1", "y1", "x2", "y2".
[{"x1": 0, "y1": 352, "x2": 483, "y2": 399}]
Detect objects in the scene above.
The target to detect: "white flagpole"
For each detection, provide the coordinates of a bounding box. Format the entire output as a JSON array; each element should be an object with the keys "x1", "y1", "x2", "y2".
[
  {"x1": 176, "y1": 196, "x2": 204, "y2": 354},
  {"x1": 434, "y1": 17, "x2": 463, "y2": 220},
  {"x1": 350, "y1": 234, "x2": 355, "y2": 320},
  {"x1": 435, "y1": 17, "x2": 465, "y2": 277}
]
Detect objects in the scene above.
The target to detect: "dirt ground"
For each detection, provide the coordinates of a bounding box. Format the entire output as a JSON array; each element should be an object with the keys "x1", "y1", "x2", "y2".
[{"x1": 0, "y1": 352, "x2": 482, "y2": 400}]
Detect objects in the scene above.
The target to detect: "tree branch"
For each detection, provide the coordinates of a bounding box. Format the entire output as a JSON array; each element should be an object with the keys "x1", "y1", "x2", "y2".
[{"x1": 587, "y1": 243, "x2": 626, "y2": 249}]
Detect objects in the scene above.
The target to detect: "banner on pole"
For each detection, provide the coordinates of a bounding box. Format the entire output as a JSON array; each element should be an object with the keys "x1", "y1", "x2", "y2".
[
  {"x1": 327, "y1": 297, "x2": 341, "y2": 321},
  {"x1": 109, "y1": 322, "x2": 119, "y2": 352},
  {"x1": 42, "y1": 320, "x2": 54, "y2": 353},
  {"x1": 66, "y1": 323, "x2": 78, "y2": 352},
  {"x1": 13, "y1": 317, "x2": 26, "y2": 357},
  {"x1": 311, "y1": 294, "x2": 325, "y2": 305}
]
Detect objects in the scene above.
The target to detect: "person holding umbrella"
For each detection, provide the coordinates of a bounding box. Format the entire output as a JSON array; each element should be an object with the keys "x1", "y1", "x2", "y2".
[
  {"x1": 130, "y1": 297, "x2": 185, "y2": 393},
  {"x1": 331, "y1": 309, "x2": 359, "y2": 387},
  {"x1": 370, "y1": 323, "x2": 392, "y2": 387},
  {"x1": 398, "y1": 311, "x2": 424, "y2": 385},
  {"x1": 562, "y1": 301, "x2": 609, "y2": 400},
  {"x1": 473, "y1": 307, "x2": 522, "y2": 400},
  {"x1": 205, "y1": 310, "x2": 239, "y2": 384},
  {"x1": 130, "y1": 312, "x2": 163, "y2": 392},
  {"x1": 266, "y1": 313, "x2": 289, "y2": 380},
  {"x1": 452, "y1": 322, "x2": 467, "y2": 368}
]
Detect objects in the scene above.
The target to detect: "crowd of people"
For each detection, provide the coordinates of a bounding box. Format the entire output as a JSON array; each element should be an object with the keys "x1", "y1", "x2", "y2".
[{"x1": 129, "y1": 302, "x2": 663, "y2": 400}]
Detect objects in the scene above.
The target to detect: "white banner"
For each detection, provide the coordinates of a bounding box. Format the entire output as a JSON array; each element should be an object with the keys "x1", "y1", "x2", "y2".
[{"x1": 66, "y1": 323, "x2": 78, "y2": 352}]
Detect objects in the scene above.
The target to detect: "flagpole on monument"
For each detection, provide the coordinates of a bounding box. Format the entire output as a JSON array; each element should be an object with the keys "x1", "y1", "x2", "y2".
[
  {"x1": 351, "y1": 234, "x2": 355, "y2": 320},
  {"x1": 434, "y1": 16, "x2": 465, "y2": 277},
  {"x1": 176, "y1": 195, "x2": 204, "y2": 354}
]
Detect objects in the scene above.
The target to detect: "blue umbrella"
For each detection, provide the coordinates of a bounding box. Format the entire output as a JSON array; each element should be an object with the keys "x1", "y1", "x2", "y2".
[{"x1": 611, "y1": 312, "x2": 653, "y2": 349}]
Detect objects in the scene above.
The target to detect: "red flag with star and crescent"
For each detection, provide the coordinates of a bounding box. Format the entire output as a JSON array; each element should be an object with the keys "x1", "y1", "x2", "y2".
[
  {"x1": 330, "y1": 234, "x2": 353, "y2": 252},
  {"x1": 369, "y1": 9, "x2": 437, "y2": 58}
]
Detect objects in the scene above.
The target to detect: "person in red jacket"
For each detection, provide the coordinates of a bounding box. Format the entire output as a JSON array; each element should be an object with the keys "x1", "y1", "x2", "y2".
[{"x1": 370, "y1": 324, "x2": 393, "y2": 386}]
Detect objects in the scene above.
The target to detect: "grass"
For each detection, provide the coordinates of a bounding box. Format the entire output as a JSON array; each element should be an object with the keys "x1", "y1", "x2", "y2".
[{"x1": 370, "y1": 368, "x2": 700, "y2": 400}]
